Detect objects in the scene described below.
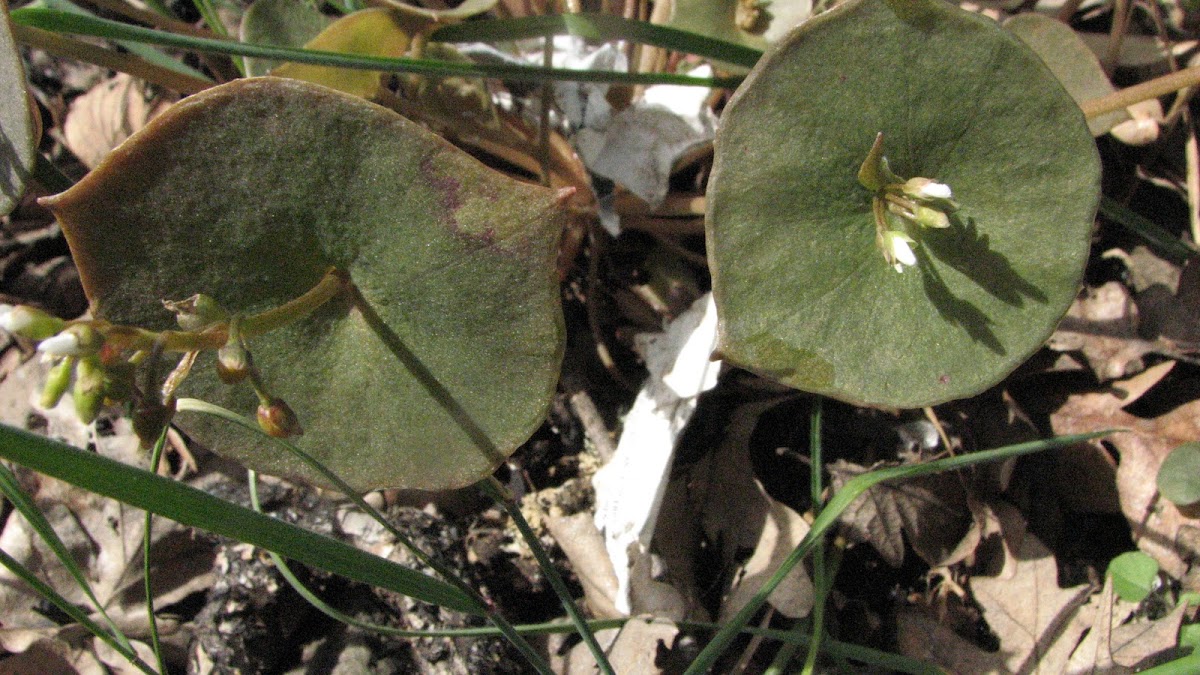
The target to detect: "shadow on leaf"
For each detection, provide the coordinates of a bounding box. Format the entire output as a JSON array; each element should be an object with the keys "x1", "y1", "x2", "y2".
[
  {"x1": 918, "y1": 248, "x2": 1005, "y2": 356},
  {"x1": 346, "y1": 283, "x2": 506, "y2": 468},
  {"x1": 924, "y1": 216, "x2": 1049, "y2": 308}
]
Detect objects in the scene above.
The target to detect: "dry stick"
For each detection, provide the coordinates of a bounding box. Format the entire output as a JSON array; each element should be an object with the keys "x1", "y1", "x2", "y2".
[
  {"x1": 12, "y1": 24, "x2": 212, "y2": 95},
  {"x1": 85, "y1": 0, "x2": 221, "y2": 40},
  {"x1": 1103, "y1": 0, "x2": 1132, "y2": 74},
  {"x1": 1080, "y1": 66, "x2": 1200, "y2": 120}
]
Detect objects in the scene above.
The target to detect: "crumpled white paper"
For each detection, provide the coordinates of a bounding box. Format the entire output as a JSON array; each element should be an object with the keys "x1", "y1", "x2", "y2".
[
  {"x1": 593, "y1": 293, "x2": 721, "y2": 615},
  {"x1": 575, "y1": 65, "x2": 717, "y2": 211}
]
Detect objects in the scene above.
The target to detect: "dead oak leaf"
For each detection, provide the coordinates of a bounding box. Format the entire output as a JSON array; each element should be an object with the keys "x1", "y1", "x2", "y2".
[
  {"x1": 829, "y1": 459, "x2": 974, "y2": 568},
  {"x1": 972, "y1": 528, "x2": 1095, "y2": 674},
  {"x1": 1050, "y1": 365, "x2": 1200, "y2": 579}
]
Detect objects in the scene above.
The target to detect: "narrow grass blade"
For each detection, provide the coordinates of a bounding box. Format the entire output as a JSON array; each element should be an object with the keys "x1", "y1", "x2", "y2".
[
  {"x1": 1099, "y1": 196, "x2": 1199, "y2": 264},
  {"x1": 0, "y1": 462, "x2": 135, "y2": 655},
  {"x1": 10, "y1": 8, "x2": 744, "y2": 87},
  {"x1": 481, "y1": 477, "x2": 614, "y2": 675},
  {"x1": 683, "y1": 430, "x2": 1115, "y2": 675},
  {"x1": 429, "y1": 14, "x2": 763, "y2": 69},
  {"x1": 177, "y1": 399, "x2": 553, "y2": 674},
  {"x1": 0, "y1": 547, "x2": 158, "y2": 674},
  {"x1": 0, "y1": 423, "x2": 479, "y2": 613}
]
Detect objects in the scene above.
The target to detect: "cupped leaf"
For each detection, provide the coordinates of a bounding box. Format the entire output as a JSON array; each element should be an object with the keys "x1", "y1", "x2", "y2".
[
  {"x1": 271, "y1": 8, "x2": 413, "y2": 99},
  {"x1": 1005, "y1": 13, "x2": 1126, "y2": 137},
  {"x1": 1, "y1": 0, "x2": 36, "y2": 216},
  {"x1": 1107, "y1": 550, "x2": 1159, "y2": 603},
  {"x1": 42, "y1": 77, "x2": 566, "y2": 492},
  {"x1": 667, "y1": 0, "x2": 813, "y2": 52},
  {"x1": 1158, "y1": 442, "x2": 1200, "y2": 506},
  {"x1": 240, "y1": 0, "x2": 331, "y2": 77},
  {"x1": 707, "y1": 0, "x2": 1100, "y2": 408}
]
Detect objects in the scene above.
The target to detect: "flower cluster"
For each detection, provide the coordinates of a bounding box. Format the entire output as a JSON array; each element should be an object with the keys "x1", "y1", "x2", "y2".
[
  {"x1": 858, "y1": 133, "x2": 958, "y2": 273},
  {"x1": 0, "y1": 291, "x2": 306, "y2": 445}
]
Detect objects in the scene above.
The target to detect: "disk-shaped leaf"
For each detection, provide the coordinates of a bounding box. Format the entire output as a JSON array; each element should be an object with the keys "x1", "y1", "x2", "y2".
[
  {"x1": 271, "y1": 8, "x2": 413, "y2": 99},
  {"x1": 1, "y1": 0, "x2": 36, "y2": 216},
  {"x1": 240, "y1": 0, "x2": 331, "y2": 77},
  {"x1": 1005, "y1": 13, "x2": 1125, "y2": 136},
  {"x1": 667, "y1": 0, "x2": 813, "y2": 52},
  {"x1": 1158, "y1": 442, "x2": 1200, "y2": 506},
  {"x1": 42, "y1": 77, "x2": 566, "y2": 492},
  {"x1": 707, "y1": 0, "x2": 1099, "y2": 408}
]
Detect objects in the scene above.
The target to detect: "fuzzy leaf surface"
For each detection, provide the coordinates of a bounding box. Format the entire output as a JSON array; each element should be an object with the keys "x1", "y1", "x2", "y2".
[
  {"x1": 43, "y1": 77, "x2": 565, "y2": 492},
  {"x1": 706, "y1": 0, "x2": 1100, "y2": 407}
]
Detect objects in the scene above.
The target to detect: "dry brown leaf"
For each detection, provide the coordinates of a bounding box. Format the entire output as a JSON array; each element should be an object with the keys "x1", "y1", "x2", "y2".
[
  {"x1": 1111, "y1": 603, "x2": 1186, "y2": 668},
  {"x1": 1048, "y1": 281, "x2": 1154, "y2": 381},
  {"x1": 62, "y1": 74, "x2": 173, "y2": 170},
  {"x1": 697, "y1": 400, "x2": 779, "y2": 562},
  {"x1": 719, "y1": 481, "x2": 814, "y2": 622},
  {"x1": 971, "y1": 526, "x2": 1095, "y2": 674},
  {"x1": 0, "y1": 637, "x2": 100, "y2": 675},
  {"x1": 605, "y1": 618, "x2": 679, "y2": 675},
  {"x1": 828, "y1": 459, "x2": 974, "y2": 568},
  {"x1": 0, "y1": 357, "x2": 215, "y2": 665},
  {"x1": 896, "y1": 607, "x2": 1009, "y2": 673},
  {"x1": 543, "y1": 509, "x2": 621, "y2": 619},
  {"x1": 1138, "y1": 258, "x2": 1200, "y2": 348},
  {"x1": 1050, "y1": 365, "x2": 1200, "y2": 579}
]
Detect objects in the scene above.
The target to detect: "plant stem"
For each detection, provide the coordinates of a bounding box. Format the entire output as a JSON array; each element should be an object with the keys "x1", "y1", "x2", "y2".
[
  {"x1": 11, "y1": 23, "x2": 212, "y2": 94},
  {"x1": 143, "y1": 426, "x2": 170, "y2": 675},
  {"x1": 480, "y1": 477, "x2": 616, "y2": 675},
  {"x1": 1081, "y1": 65, "x2": 1200, "y2": 119}
]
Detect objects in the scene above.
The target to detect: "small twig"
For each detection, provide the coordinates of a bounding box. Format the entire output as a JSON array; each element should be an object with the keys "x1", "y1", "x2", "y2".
[
  {"x1": 923, "y1": 406, "x2": 955, "y2": 457},
  {"x1": 1080, "y1": 65, "x2": 1200, "y2": 120},
  {"x1": 12, "y1": 24, "x2": 212, "y2": 95},
  {"x1": 568, "y1": 390, "x2": 617, "y2": 462}
]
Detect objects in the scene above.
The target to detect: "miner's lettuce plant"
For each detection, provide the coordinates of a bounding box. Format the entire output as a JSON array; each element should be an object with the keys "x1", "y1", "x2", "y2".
[{"x1": 0, "y1": 0, "x2": 1193, "y2": 670}]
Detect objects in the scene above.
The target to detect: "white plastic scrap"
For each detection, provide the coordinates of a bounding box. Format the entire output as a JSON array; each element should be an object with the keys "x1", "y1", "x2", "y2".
[
  {"x1": 576, "y1": 65, "x2": 717, "y2": 210},
  {"x1": 593, "y1": 293, "x2": 721, "y2": 615}
]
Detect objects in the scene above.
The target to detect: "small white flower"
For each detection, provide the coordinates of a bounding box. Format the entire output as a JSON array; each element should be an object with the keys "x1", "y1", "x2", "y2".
[
  {"x1": 0, "y1": 304, "x2": 21, "y2": 333},
  {"x1": 37, "y1": 331, "x2": 83, "y2": 357},
  {"x1": 881, "y1": 230, "x2": 917, "y2": 272},
  {"x1": 920, "y1": 182, "x2": 952, "y2": 200},
  {"x1": 904, "y1": 177, "x2": 953, "y2": 201}
]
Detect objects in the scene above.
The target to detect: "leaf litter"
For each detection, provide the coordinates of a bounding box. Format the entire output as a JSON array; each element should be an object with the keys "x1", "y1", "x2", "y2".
[{"x1": 2, "y1": 0, "x2": 1200, "y2": 672}]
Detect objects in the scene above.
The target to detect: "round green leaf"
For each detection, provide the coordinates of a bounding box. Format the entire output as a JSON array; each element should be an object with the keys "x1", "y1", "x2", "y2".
[
  {"x1": 43, "y1": 77, "x2": 566, "y2": 492},
  {"x1": 707, "y1": 0, "x2": 1100, "y2": 408},
  {"x1": 1107, "y1": 550, "x2": 1159, "y2": 603},
  {"x1": 667, "y1": 0, "x2": 814, "y2": 52},
  {"x1": 1158, "y1": 442, "x2": 1200, "y2": 506},
  {"x1": 240, "y1": 0, "x2": 331, "y2": 78},
  {"x1": 1005, "y1": 13, "x2": 1126, "y2": 137},
  {"x1": 1, "y1": 0, "x2": 37, "y2": 217}
]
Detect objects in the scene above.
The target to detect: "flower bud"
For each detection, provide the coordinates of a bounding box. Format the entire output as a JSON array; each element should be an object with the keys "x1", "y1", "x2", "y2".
[
  {"x1": 0, "y1": 305, "x2": 66, "y2": 342},
  {"x1": 163, "y1": 294, "x2": 227, "y2": 331},
  {"x1": 216, "y1": 318, "x2": 253, "y2": 384},
  {"x1": 879, "y1": 229, "x2": 917, "y2": 273},
  {"x1": 912, "y1": 205, "x2": 950, "y2": 229},
  {"x1": 40, "y1": 356, "x2": 76, "y2": 409},
  {"x1": 72, "y1": 357, "x2": 106, "y2": 424},
  {"x1": 37, "y1": 324, "x2": 104, "y2": 357},
  {"x1": 217, "y1": 342, "x2": 253, "y2": 384},
  {"x1": 902, "y1": 177, "x2": 953, "y2": 202},
  {"x1": 257, "y1": 397, "x2": 303, "y2": 438}
]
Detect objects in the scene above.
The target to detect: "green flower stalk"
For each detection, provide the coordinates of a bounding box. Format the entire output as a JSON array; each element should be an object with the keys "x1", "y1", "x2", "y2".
[{"x1": 858, "y1": 133, "x2": 958, "y2": 273}]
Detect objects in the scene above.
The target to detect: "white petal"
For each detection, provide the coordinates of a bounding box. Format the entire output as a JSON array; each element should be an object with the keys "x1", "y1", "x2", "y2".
[
  {"x1": 918, "y1": 181, "x2": 952, "y2": 200},
  {"x1": 37, "y1": 332, "x2": 82, "y2": 356},
  {"x1": 890, "y1": 234, "x2": 917, "y2": 267},
  {"x1": 0, "y1": 304, "x2": 21, "y2": 333}
]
